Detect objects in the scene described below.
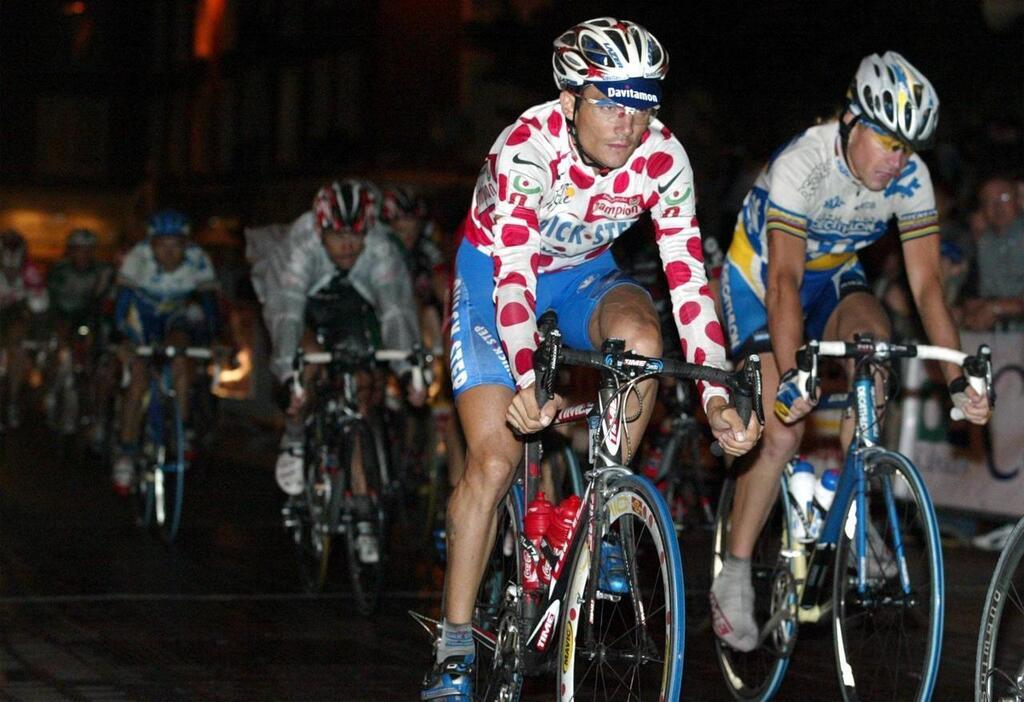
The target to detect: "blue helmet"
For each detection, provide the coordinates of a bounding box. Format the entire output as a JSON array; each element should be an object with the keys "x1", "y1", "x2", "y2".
[{"x1": 147, "y1": 209, "x2": 191, "y2": 238}]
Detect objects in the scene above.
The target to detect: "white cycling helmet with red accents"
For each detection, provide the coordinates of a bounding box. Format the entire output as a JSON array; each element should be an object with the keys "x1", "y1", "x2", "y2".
[
  {"x1": 313, "y1": 179, "x2": 374, "y2": 235},
  {"x1": 553, "y1": 17, "x2": 668, "y2": 108},
  {"x1": 847, "y1": 51, "x2": 939, "y2": 151}
]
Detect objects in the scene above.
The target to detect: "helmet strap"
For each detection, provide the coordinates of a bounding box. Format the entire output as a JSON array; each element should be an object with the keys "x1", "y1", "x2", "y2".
[
  {"x1": 839, "y1": 111, "x2": 861, "y2": 162},
  {"x1": 568, "y1": 94, "x2": 612, "y2": 176}
]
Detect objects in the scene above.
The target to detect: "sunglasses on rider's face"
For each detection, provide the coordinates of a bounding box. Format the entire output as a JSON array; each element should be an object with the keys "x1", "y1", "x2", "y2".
[{"x1": 580, "y1": 96, "x2": 658, "y2": 122}]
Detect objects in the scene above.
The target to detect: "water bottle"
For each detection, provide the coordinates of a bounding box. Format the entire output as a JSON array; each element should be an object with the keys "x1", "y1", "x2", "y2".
[
  {"x1": 523, "y1": 492, "x2": 553, "y2": 591},
  {"x1": 546, "y1": 495, "x2": 581, "y2": 583},
  {"x1": 787, "y1": 459, "x2": 817, "y2": 542},
  {"x1": 814, "y1": 469, "x2": 839, "y2": 515}
]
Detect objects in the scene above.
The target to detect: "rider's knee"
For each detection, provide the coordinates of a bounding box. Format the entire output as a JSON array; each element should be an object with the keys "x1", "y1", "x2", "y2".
[
  {"x1": 462, "y1": 448, "x2": 515, "y2": 499},
  {"x1": 759, "y1": 422, "x2": 803, "y2": 464},
  {"x1": 606, "y1": 313, "x2": 663, "y2": 358}
]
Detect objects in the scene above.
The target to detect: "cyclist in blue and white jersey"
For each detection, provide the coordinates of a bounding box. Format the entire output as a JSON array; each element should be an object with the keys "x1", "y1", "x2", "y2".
[
  {"x1": 423, "y1": 17, "x2": 761, "y2": 701},
  {"x1": 111, "y1": 210, "x2": 220, "y2": 494},
  {"x1": 711, "y1": 51, "x2": 992, "y2": 652}
]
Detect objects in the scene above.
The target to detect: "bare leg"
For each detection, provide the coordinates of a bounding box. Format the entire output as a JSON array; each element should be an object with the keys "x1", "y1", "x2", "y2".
[
  {"x1": 587, "y1": 285, "x2": 663, "y2": 462},
  {"x1": 444, "y1": 384, "x2": 522, "y2": 625}
]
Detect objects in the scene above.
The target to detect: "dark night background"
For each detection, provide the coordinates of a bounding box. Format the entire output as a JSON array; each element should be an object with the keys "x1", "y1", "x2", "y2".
[{"x1": 0, "y1": 0, "x2": 1020, "y2": 254}]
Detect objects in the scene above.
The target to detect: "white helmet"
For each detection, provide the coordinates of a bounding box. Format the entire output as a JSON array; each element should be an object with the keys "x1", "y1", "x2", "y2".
[
  {"x1": 552, "y1": 17, "x2": 668, "y2": 99},
  {"x1": 848, "y1": 51, "x2": 939, "y2": 151}
]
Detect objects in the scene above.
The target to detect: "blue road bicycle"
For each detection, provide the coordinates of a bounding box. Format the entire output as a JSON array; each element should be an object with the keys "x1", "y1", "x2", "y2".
[
  {"x1": 131, "y1": 344, "x2": 218, "y2": 543},
  {"x1": 713, "y1": 335, "x2": 991, "y2": 702}
]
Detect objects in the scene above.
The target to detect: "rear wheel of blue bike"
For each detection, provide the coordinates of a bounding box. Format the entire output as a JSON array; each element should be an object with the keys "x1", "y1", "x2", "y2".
[
  {"x1": 711, "y1": 475, "x2": 795, "y2": 700},
  {"x1": 832, "y1": 452, "x2": 942, "y2": 702},
  {"x1": 473, "y1": 491, "x2": 523, "y2": 702},
  {"x1": 975, "y1": 516, "x2": 1024, "y2": 702},
  {"x1": 558, "y1": 474, "x2": 685, "y2": 701}
]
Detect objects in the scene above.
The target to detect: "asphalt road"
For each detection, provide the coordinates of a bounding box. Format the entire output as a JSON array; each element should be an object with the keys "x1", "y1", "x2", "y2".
[{"x1": 0, "y1": 404, "x2": 997, "y2": 701}]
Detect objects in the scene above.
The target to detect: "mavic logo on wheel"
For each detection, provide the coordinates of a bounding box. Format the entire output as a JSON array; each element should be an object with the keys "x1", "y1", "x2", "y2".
[{"x1": 562, "y1": 621, "x2": 574, "y2": 673}]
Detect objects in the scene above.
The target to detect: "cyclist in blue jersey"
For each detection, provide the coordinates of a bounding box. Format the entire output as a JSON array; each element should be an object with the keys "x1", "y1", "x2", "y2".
[
  {"x1": 711, "y1": 51, "x2": 992, "y2": 652},
  {"x1": 111, "y1": 210, "x2": 221, "y2": 494}
]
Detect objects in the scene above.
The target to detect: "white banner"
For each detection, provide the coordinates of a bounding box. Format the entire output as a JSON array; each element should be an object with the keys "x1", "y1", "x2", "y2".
[{"x1": 906, "y1": 331, "x2": 1024, "y2": 518}]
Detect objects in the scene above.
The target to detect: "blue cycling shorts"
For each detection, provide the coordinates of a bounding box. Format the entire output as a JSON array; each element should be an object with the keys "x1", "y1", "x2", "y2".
[
  {"x1": 449, "y1": 239, "x2": 646, "y2": 398},
  {"x1": 721, "y1": 254, "x2": 870, "y2": 358}
]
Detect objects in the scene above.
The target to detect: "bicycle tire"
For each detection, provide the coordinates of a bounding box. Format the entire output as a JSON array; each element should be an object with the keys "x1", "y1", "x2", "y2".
[
  {"x1": 293, "y1": 413, "x2": 336, "y2": 592},
  {"x1": 975, "y1": 516, "x2": 1024, "y2": 702},
  {"x1": 153, "y1": 391, "x2": 185, "y2": 543},
  {"x1": 712, "y1": 475, "x2": 794, "y2": 700},
  {"x1": 343, "y1": 417, "x2": 387, "y2": 616},
  {"x1": 832, "y1": 450, "x2": 943, "y2": 702},
  {"x1": 558, "y1": 474, "x2": 685, "y2": 701},
  {"x1": 473, "y1": 490, "x2": 523, "y2": 702}
]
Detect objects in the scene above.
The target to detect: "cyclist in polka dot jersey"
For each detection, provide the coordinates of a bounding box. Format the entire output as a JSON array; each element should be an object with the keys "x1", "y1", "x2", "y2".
[{"x1": 425, "y1": 17, "x2": 762, "y2": 701}]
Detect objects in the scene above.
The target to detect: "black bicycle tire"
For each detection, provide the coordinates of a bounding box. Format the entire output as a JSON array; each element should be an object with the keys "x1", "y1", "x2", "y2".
[
  {"x1": 344, "y1": 417, "x2": 387, "y2": 616},
  {"x1": 975, "y1": 515, "x2": 1024, "y2": 702}
]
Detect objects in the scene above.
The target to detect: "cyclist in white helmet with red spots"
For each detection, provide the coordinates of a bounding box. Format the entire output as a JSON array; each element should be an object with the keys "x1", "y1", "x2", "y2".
[{"x1": 423, "y1": 17, "x2": 761, "y2": 701}]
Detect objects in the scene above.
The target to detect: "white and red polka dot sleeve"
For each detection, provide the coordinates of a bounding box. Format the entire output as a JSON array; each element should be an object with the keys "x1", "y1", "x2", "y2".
[
  {"x1": 649, "y1": 138, "x2": 729, "y2": 410},
  {"x1": 490, "y1": 117, "x2": 555, "y2": 391}
]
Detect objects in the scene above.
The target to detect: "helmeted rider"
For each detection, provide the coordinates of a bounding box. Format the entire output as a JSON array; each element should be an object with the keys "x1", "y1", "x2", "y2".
[
  {"x1": 110, "y1": 209, "x2": 221, "y2": 494},
  {"x1": 422, "y1": 17, "x2": 761, "y2": 701},
  {"x1": 0, "y1": 229, "x2": 47, "y2": 428},
  {"x1": 711, "y1": 51, "x2": 991, "y2": 653}
]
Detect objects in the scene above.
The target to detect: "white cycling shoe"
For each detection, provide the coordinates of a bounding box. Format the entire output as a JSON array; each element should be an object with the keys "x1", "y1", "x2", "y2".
[{"x1": 275, "y1": 447, "x2": 304, "y2": 496}]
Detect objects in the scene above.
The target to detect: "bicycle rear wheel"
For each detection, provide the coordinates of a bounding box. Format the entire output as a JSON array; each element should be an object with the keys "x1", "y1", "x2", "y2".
[
  {"x1": 558, "y1": 474, "x2": 685, "y2": 701},
  {"x1": 712, "y1": 475, "x2": 794, "y2": 700},
  {"x1": 473, "y1": 491, "x2": 523, "y2": 702},
  {"x1": 976, "y1": 516, "x2": 1024, "y2": 702},
  {"x1": 832, "y1": 451, "x2": 942, "y2": 702}
]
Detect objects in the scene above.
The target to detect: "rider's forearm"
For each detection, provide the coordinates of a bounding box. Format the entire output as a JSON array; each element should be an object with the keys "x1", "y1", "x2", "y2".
[
  {"x1": 914, "y1": 274, "x2": 964, "y2": 383},
  {"x1": 765, "y1": 277, "x2": 804, "y2": 375}
]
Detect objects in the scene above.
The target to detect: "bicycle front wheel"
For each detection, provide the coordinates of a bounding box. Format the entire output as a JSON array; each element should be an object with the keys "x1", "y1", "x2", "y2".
[
  {"x1": 558, "y1": 474, "x2": 685, "y2": 701},
  {"x1": 976, "y1": 516, "x2": 1024, "y2": 702},
  {"x1": 832, "y1": 451, "x2": 943, "y2": 702},
  {"x1": 153, "y1": 393, "x2": 185, "y2": 543},
  {"x1": 343, "y1": 418, "x2": 388, "y2": 616},
  {"x1": 712, "y1": 475, "x2": 794, "y2": 700}
]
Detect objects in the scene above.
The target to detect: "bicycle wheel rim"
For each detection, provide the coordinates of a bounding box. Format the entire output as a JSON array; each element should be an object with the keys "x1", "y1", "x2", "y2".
[
  {"x1": 345, "y1": 419, "x2": 386, "y2": 615},
  {"x1": 833, "y1": 453, "x2": 942, "y2": 702},
  {"x1": 559, "y1": 475, "x2": 684, "y2": 702},
  {"x1": 473, "y1": 492, "x2": 522, "y2": 702},
  {"x1": 294, "y1": 422, "x2": 334, "y2": 592},
  {"x1": 712, "y1": 478, "x2": 792, "y2": 700},
  {"x1": 976, "y1": 517, "x2": 1024, "y2": 702},
  {"x1": 156, "y1": 396, "x2": 184, "y2": 543}
]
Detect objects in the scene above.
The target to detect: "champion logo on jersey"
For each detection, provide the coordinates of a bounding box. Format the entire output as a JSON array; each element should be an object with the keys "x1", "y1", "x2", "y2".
[{"x1": 585, "y1": 194, "x2": 644, "y2": 223}]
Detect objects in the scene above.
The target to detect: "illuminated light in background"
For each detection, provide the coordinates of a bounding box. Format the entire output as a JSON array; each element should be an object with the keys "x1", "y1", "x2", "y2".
[
  {"x1": 62, "y1": 1, "x2": 86, "y2": 16},
  {"x1": 194, "y1": 0, "x2": 227, "y2": 60}
]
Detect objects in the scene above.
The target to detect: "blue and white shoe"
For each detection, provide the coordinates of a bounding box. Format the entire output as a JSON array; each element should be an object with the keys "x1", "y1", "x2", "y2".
[
  {"x1": 598, "y1": 539, "x2": 630, "y2": 594},
  {"x1": 421, "y1": 654, "x2": 474, "y2": 701}
]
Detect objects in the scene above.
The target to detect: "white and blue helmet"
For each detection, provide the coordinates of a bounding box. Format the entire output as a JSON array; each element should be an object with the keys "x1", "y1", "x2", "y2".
[{"x1": 847, "y1": 51, "x2": 939, "y2": 151}]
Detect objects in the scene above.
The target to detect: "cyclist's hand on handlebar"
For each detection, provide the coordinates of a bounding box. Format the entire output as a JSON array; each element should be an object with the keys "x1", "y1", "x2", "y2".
[
  {"x1": 406, "y1": 382, "x2": 427, "y2": 409},
  {"x1": 707, "y1": 396, "x2": 761, "y2": 457},
  {"x1": 951, "y1": 380, "x2": 991, "y2": 425},
  {"x1": 774, "y1": 368, "x2": 815, "y2": 424},
  {"x1": 506, "y1": 384, "x2": 564, "y2": 435}
]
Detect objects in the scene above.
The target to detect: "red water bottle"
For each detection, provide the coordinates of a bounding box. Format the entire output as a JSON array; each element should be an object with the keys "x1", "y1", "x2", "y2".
[
  {"x1": 523, "y1": 492, "x2": 553, "y2": 591},
  {"x1": 547, "y1": 495, "x2": 581, "y2": 583}
]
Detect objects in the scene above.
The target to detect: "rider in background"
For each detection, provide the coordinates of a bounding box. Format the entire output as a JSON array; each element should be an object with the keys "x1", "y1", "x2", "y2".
[
  {"x1": 247, "y1": 179, "x2": 424, "y2": 562},
  {"x1": 712, "y1": 51, "x2": 992, "y2": 652},
  {"x1": 111, "y1": 210, "x2": 220, "y2": 495},
  {"x1": 46, "y1": 228, "x2": 115, "y2": 441},
  {"x1": 0, "y1": 229, "x2": 48, "y2": 429},
  {"x1": 423, "y1": 17, "x2": 760, "y2": 701}
]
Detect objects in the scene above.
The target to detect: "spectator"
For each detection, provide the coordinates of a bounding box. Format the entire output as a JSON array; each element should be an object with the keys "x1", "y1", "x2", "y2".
[{"x1": 960, "y1": 176, "x2": 1024, "y2": 331}]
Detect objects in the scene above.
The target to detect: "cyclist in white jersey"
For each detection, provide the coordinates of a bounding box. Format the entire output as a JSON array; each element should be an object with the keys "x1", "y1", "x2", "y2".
[
  {"x1": 711, "y1": 51, "x2": 992, "y2": 652},
  {"x1": 423, "y1": 17, "x2": 761, "y2": 701}
]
